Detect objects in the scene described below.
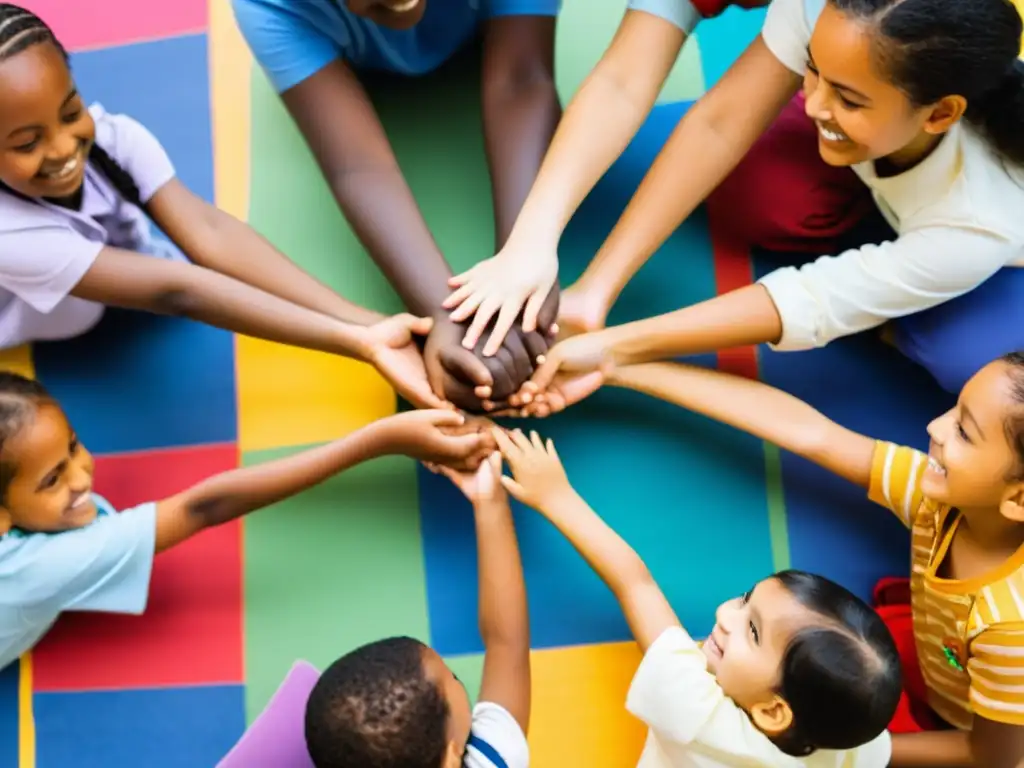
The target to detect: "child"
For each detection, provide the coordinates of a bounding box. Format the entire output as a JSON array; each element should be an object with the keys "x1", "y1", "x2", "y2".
[
  {"x1": 0, "y1": 371, "x2": 489, "y2": 671},
  {"x1": 512, "y1": 0, "x2": 1024, "y2": 400},
  {"x1": 304, "y1": 451, "x2": 530, "y2": 768},
  {"x1": 601, "y1": 354, "x2": 1024, "y2": 767},
  {"x1": 493, "y1": 428, "x2": 899, "y2": 766},
  {"x1": 0, "y1": 4, "x2": 447, "y2": 410},
  {"x1": 231, "y1": 0, "x2": 564, "y2": 410}
]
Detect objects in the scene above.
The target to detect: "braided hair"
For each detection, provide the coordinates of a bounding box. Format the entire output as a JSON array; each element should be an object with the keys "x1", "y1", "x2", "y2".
[{"x1": 0, "y1": 4, "x2": 146, "y2": 210}]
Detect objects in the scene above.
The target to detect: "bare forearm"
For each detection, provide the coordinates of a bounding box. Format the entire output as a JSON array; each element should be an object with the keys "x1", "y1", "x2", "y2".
[
  {"x1": 200, "y1": 211, "x2": 385, "y2": 325},
  {"x1": 329, "y1": 165, "x2": 452, "y2": 315},
  {"x1": 890, "y1": 732, "x2": 974, "y2": 768},
  {"x1": 506, "y1": 15, "x2": 685, "y2": 248},
  {"x1": 608, "y1": 362, "x2": 828, "y2": 458},
  {"x1": 539, "y1": 490, "x2": 679, "y2": 650},
  {"x1": 173, "y1": 421, "x2": 391, "y2": 528},
  {"x1": 474, "y1": 498, "x2": 530, "y2": 655},
  {"x1": 604, "y1": 283, "x2": 782, "y2": 363},
  {"x1": 483, "y1": 80, "x2": 561, "y2": 248}
]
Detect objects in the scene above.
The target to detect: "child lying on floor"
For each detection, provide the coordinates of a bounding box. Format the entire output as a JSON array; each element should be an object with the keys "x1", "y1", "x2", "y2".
[
  {"x1": 492, "y1": 428, "x2": 899, "y2": 767},
  {"x1": 304, "y1": 450, "x2": 530, "y2": 768},
  {"x1": 606, "y1": 354, "x2": 1024, "y2": 767},
  {"x1": 0, "y1": 372, "x2": 490, "y2": 671}
]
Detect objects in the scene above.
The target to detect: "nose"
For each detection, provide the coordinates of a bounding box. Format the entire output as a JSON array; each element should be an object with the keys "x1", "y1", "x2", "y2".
[
  {"x1": 927, "y1": 411, "x2": 950, "y2": 445},
  {"x1": 715, "y1": 599, "x2": 738, "y2": 633},
  {"x1": 45, "y1": 130, "x2": 80, "y2": 162},
  {"x1": 802, "y1": 75, "x2": 830, "y2": 122},
  {"x1": 67, "y1": 462, "x2": 91, "y2": 493}
]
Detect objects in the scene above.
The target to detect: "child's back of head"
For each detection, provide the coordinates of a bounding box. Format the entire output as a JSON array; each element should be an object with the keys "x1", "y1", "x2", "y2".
[
  {"x1": 305, "y1": 636, "x2": 455, "y2": 768},
  {"x1": 762, "y1": 570, "x2": 901, "y2": 756}
]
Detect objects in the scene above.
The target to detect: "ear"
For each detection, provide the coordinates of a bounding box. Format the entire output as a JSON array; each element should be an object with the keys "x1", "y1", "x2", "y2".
[
  {"x1": 0, "y1": 507, "x2": 12, "y2": 536},
  {"x1": 922, "y1": 95, "x2": 967, "y2": 135},
  {"x1": 441, "y1": 739, "x2": 462, "y2": 768},
  {"x1": 749, "y1": 694, "x2": 794, "y2": 737},
  {"x1": 999, "y1": 483, "x2": 1024, "y2": 523}
]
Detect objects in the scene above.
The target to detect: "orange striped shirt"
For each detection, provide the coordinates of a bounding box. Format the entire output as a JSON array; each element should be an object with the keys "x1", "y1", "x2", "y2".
[{"x1": 869, "y1": 442, "x2": 1024, "y2": 729}]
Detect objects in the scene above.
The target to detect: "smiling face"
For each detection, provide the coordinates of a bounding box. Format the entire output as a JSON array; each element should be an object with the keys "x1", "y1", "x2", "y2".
[
  {"x1": 0, "y1": 401, "x2": 95, "y2": 535},
  {"x1": 0, "y1": 38, "x2": 93, "y2": 200},
  {"x1": 703, "y1": 577, "x2": 825, "y2": 735},
  {"x1": 345, "y1": 0, "x2": 426, "y2": 30},
  {"x1": 802, "y1": 3, "x2": 964, "y2": 170},
  {"x1": 923, "y1": 360, "x2": 1024, "y2": 515}
]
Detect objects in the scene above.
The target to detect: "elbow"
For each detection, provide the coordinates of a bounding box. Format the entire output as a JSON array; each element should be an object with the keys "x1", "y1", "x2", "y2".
[
  {"x1": 150, "y1": 286, "x2": 198, "y2": 318},
  {"x1": 483, "y1": 64, "x2": 557, "y2": 108}
]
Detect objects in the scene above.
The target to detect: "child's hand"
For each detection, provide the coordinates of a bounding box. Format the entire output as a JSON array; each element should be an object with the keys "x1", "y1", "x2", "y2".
[
  {"x1": 440, "y1": 451, "x2": 506, "y2": 506},
  {"x1": 374, "y1": 410, "x2": 489, "y2": 469},
  {"x1": 492, "y1": 428, "x2": 574, "y2": 511}
]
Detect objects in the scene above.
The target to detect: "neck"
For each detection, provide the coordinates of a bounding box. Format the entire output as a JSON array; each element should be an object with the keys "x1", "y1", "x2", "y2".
[
  {"x1": 876, "y1": 131, "x2": 944, "y2": 177},
  {"x1": 957, "y1": 505, "x2": 1024, "y2": 554}
]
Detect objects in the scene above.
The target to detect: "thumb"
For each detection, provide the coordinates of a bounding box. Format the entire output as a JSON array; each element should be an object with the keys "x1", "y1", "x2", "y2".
[
  {"x1": 426, "y1": 409, "x2": 467, "y2": 428},
  {"x1": 558, "y1": 370, "x2": 605, "y2": 407},
  {"x1": 440, "y1": 347, "x2": 493, "y2": 387},
  {"x1": 529, "y1": 350, "x2": 562, "y2": 392},
  {"x1": 407, "y1": 315, "x2": 434, "y2": 337},
  {"x1": 445, "y1": 432, "x2": 486, "y2": 457},
  {"x1": 500, "y1": 475, "x2": 527, "y2": 502}
]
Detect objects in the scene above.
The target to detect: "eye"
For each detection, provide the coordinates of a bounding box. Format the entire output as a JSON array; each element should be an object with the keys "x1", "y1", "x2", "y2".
[
  {"x1": 12, "y1": 139, "x2": 39, "y2": 153},
  {"x1": 61, "y1": 110, "x2": 82, "y2": 124},
  {"x1": 69, "y1": 437, "x2": 79, "y2": 453},
  {"x1": 837, "y1": 93, "x2": 863, "y2": 110},
  {"x1": 956, "y1": 421, "x2": 971, "y2": 443},
  {"x1": 40, "y1": 473, "x2": 59, "y2": 490},
  {"x1": 741, "y1": 590, "x2": 752, "y2": 604},
  {"x1": 749, "y1": 621, "x2": 760, "y2": 644}
]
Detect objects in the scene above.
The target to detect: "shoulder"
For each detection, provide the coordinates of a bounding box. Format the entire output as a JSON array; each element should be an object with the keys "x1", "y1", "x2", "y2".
[
  {"x1": 464, "y1": 702, "x2": 529, "y2": 768},
  {"x1": 89, "y1": 103, "x2": 167, "y2": 167},
  {"x1": 946, "y1": 126, "x2": 1024, "y2": 242},
  {"x1": 761, "y1": 0, "x2": 822, "y2": 74}
]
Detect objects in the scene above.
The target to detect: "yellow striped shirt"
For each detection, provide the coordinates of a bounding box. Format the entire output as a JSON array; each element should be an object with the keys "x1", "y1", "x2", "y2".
[{"x1": 869, "y1": 442, "x2": 1024, "y2": 729}]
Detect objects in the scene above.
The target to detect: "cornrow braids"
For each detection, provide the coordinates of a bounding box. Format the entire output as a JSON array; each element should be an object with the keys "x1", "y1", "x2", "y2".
[
  {"x1": 0, "y1": 371, "x2": 52, "y2": 500},
  {"x1": 0, "y1": 4, "x2": 147, "y2": 211}
]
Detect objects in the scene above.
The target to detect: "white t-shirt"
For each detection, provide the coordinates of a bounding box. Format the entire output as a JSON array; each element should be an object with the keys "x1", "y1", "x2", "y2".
[
  {"x1": 0, "y1": 103, "x2": 181, "y2": 349},
  {"x1": 627, "y1": 627, "x2": 891, "y2": 768},
  {"x1": 755, "y1": 0, "x2": 1024, "y2": 351},
  {"x1": 464, "y1": 701, "x2": 530, "y2": 768}
]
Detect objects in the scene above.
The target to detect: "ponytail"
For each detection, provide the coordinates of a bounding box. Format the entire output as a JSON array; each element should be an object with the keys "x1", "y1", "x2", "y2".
[
  {"x1": 88, "y1": 143, "x2": 147, "y2": 212},
  {"x1": 968, "y1": 58, "x2": 1024, "y2": 166}
]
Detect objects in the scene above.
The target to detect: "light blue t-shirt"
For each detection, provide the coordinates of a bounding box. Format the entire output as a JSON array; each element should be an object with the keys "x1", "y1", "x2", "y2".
[
  {"x1": 0, "y1": 494, "x2": 157, "y2": 671},
  {"x1": 232, "y1": 0, "x2": 562, "y2": 93},
  {"x1": 626, "y1": 0, "x2": 702, "y2": 34}
]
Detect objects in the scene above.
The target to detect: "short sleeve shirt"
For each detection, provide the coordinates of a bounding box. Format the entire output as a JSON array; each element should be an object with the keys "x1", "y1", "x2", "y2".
[
  {"x1": 232, "y1": 0, "x2": 562, "y2": 93},
  {"x1": 464, "y1": 701, "x2": 529, "y2": 768},
  {"x1": 628, "y1": 626, "x2": 892, "y2": 767},
  {"x1": 0, "y1": 494, "x2": 157, "y2": 671},
  {"x1": 0, "y1": 103, "x2": 178, "y2": 348}
]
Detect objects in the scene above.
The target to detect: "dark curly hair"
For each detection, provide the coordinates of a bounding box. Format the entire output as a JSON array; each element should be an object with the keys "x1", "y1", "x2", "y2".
[
  {"x1": 999, "y1": 351, "x2": 1024, "y2": 479},
  {"x1": 305, "y1": 637, "x2": 450, "y2": 768},
  {"x1": 0, "y1": 4, "x2": 147, "y2": 209},
  {"x1": 0, "y1": 371, "x2": 53, "y2": 500}
]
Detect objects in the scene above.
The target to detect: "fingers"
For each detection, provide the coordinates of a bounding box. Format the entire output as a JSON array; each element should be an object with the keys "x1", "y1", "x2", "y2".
[
  {"x1": 445, "y1": 432, "x2": 487, "y2": 459},
  {"x1": 530, "y1": 430, "x2": 544, "y2": 451},
  {"x1": 407, "y1": 315, "x2": 434, "y2": 337},
  {"x1": 520, "y1": 329, "x2": 549, "y2": 367},
  {"x1": 425, "y1": 409, "x2": 467, "y2": 428},
  {"x1": 491, "y1": 426, "x2": 518, "y2": 459},
  {"x1": 498, "y1": 330, "x2": 532, "y2": 384},
  {"x1": 449, "y1": 290, "x2": 487, "y2": 325},
  {"x1": 439, "y1": 347, "x2": 493, "y2": 388},
  {"x1": 509, "y1": 428, "x2": 533, "y2": 452},
  {"x1": 499, "y1": 475, "x2": 527, "y2": 502},
  {"x1": 481, "y1": 354, "x2": 515, "y2": 402},
  {"x1": 446, "y1": 265, "x2": 478, "y2": 291},
  {"x1": 535, "y1": 283, "x2": 560, "y2": 334},
  {"x1": 559, "y1": 370, "x2": 605, "y2": 408},
  {"x1": 444, "y1": 377, "x2": 486, "y2": 412},
  {"x1": 521, "y1": 289, "x2": 547, "y2": 334},
  {"x1": 482, "y1": 300, "x2": 524, "y2": 358},
  {"x1": 528, "y1": 350, "x2": 562, "y2": 392},
  {"x1": 461, "y1": 295, "x2": 503, "y2": 350}
]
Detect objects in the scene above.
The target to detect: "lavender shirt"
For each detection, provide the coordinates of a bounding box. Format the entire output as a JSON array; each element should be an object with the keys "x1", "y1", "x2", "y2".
[{"x1": 0, "y1": 103, "x2": 178, "y2": 348}]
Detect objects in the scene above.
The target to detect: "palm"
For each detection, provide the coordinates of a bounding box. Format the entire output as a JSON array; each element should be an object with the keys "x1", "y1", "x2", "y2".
[{"x1": 367, "y1": 316, "x2": 443, "y2": 409}]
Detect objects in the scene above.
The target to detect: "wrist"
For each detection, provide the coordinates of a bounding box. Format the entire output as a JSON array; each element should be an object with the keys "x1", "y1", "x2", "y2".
[
  {"x1": 536, "y1": 485, "x2": 580, "y2": 515},
  {"x1": 343, "y1": 323, "x2": 375, "y2": 363}
]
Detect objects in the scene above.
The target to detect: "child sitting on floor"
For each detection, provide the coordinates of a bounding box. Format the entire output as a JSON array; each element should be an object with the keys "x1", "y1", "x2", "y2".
[
  {"x1": 0, "y1": 371, "x2": 489, "y2": 671},
  {"x1": 0, "y1": 5, "x2": 446, "y2": 409},
  {"x1": 492, "y1": 428, "x2": 899, "y2": 767},
  {"x1": 605, "y1": 354, "x2": 1024, "y2": 767},
  {"x1": 304, "y1": 451, "x2": 530, "y2": 768}
]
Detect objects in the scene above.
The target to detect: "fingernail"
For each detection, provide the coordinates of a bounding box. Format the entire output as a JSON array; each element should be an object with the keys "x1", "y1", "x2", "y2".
[
  {"x1": 536, "y1": 355, "x2": 546, "y2": 365},
  {"x1": 521, "y1": 393, "x2": 532, "y2": 404}
]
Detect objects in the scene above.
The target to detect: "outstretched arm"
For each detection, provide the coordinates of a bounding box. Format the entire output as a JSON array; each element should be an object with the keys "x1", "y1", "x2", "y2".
[
  {"x1": 446, "y1": 9, "x2": 688, "y2": 352},
  {"x1": 148, "y1": 179, "x2": 384, "y2": 326},
  {"x1": 495, "y1": 429, "x2": 679, "y2": 651},
  {"x1": 441, "y1": 452, "x2": 531, "y2": 731},
  {"x1": 608, "y1": 363, "x2": 875, "y2": 489},
  {"x1": 154, "y1": 410, "x2": 487, "y2": 553}
]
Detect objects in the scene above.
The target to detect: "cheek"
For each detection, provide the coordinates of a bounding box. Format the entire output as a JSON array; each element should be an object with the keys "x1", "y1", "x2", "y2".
[{"x1": 0, "y1": 153, "x2": 43, "y2": 183}]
